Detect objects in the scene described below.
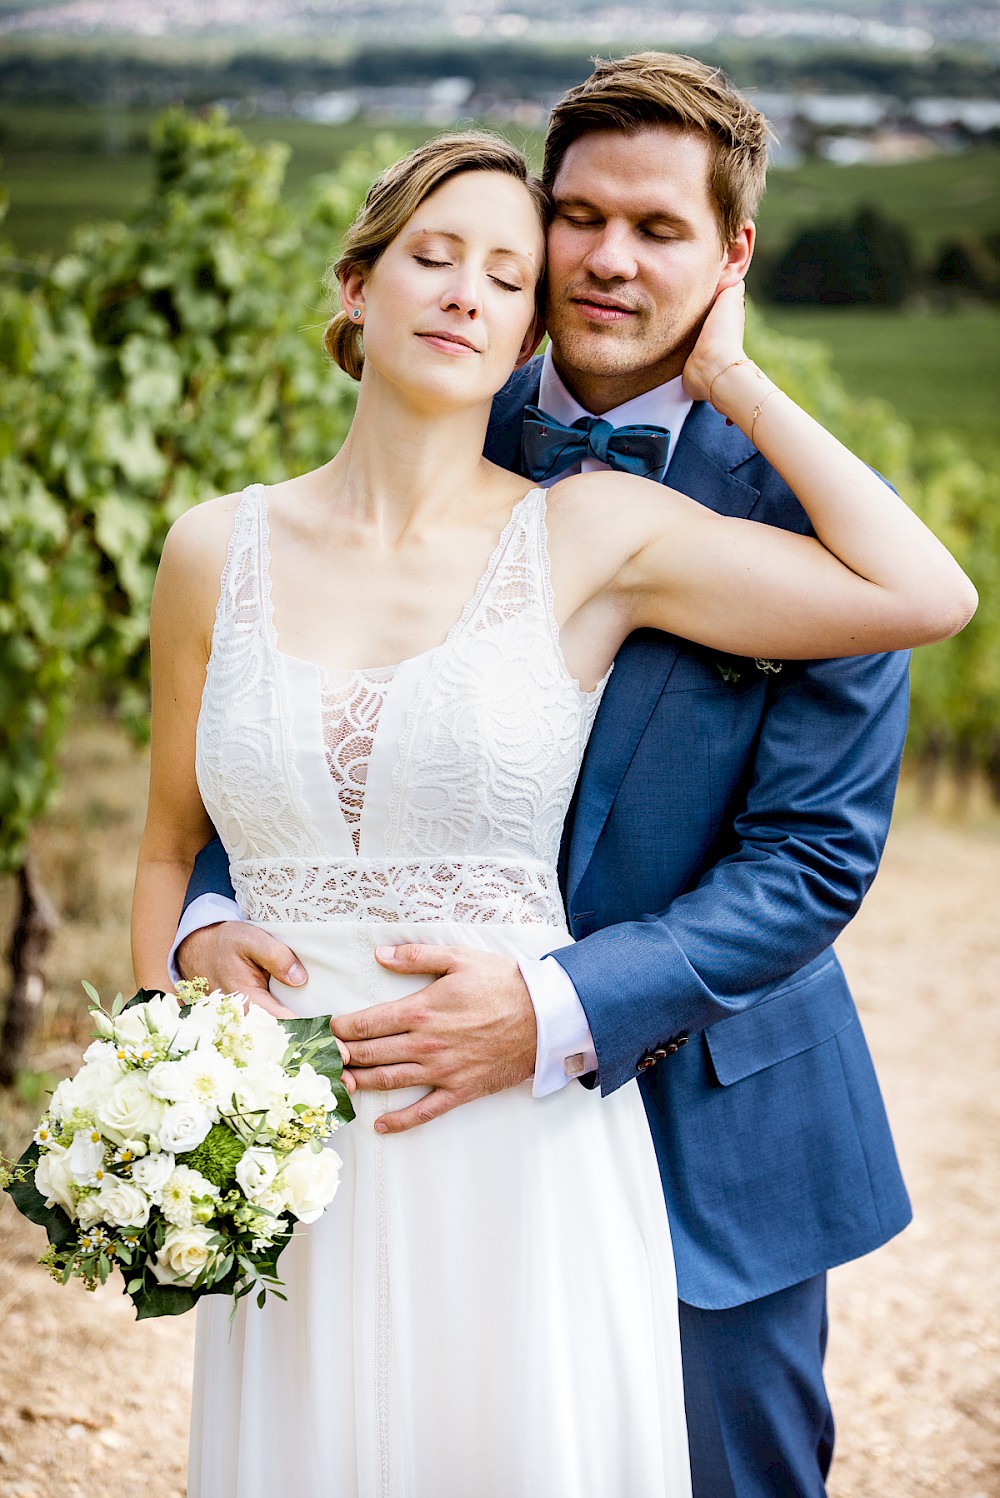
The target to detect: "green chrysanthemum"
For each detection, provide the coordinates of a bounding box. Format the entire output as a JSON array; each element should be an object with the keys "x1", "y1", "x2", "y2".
[{"x1": 184, "y1": 1124, "x2": 246, "y2": 1189}]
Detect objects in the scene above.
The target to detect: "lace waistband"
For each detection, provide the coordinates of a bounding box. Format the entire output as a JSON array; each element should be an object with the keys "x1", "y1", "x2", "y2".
[{"x1": 232, "y1": 856, "x2": 566, "y2": 926}]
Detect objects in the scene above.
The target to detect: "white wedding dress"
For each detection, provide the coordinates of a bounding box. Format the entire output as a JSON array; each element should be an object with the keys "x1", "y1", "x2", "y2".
[{"x1": 188, "y1": 483, "x2": 691, "y2": 1498}]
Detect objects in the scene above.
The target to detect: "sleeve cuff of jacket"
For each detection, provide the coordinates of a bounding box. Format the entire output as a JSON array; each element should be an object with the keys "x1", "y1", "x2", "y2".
[
  {"x1": 518, "y1": 955, "x2": 599, "y2": 1097},
  {"x1": 167, "y1": 894, "x2": 244, "y2": 985}
]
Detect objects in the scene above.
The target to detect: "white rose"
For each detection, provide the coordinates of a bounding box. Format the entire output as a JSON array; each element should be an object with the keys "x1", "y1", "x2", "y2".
[
  {"x1": 229, "y1": 1062, "x2": 288, "y2": 1133},
  {"x1": 82, "y1": 1039, "x2": 118, "y2": 1066},
  {"x1": 277, "y1": 1145, "x2": 342, "y2": 1225},
  {"x1": 234, "y1": 1146, "x2": 279, "y2": 1200},
  {"x1": 110, "y1": 1006, "x2": 154, "y2": 1048},
  {"x1": 94, "y1": 1073, "x2": 165, "y2": 1147},
  {"x1": 147, "y1": 1058, "x2": 189, "y2": 1102},
  {"x1": 68, "y1": 1128, "x2": 106, "y2": 1186},
  {"x1": 242, "y1": 1004, "x2": 289, "y2": 1067},
  {"x1": 288, "y1": 1063, "x2": 335, "y2": 1113},
  {"x1": 158, "y1": 1102, "x2": 213, "y2": 1154},
  {"x1": 47, "y1": 1077, "x2": 74, "y2": 1122},
  {"x1": 172, "y1": 998, "x2": 222, "y2": 1053},
  {"x1": 96, "y1": 1177, "x2": 151, "y2": 1229},
  {"x1": 142, "y1": 993, "x2": 185, "y2": 1037},
  {"x1": 130, "y1": 1150, "x2": 176, "y2": 1202},
  {"x1": 149, "y1": 1224, "x2": 218, "y2": 1287},
  {"x1": 55, "y1": 1059, "x2": 123, "y2": 1119},
  {"x1": 75, "y1": 1191, "x2": 105, "y2": 1230},
  {"x1": 34, "y1": 1143, "x2": 77, "y2": 1217},
  {"x1": 253, "y1": 1183, "x2": 288, "y2": 1218}
]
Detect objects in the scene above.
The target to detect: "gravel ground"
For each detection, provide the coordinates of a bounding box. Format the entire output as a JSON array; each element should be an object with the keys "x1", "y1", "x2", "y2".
[{"x1": 0, "y1": 728, "x2": 997, "y2": 1497}]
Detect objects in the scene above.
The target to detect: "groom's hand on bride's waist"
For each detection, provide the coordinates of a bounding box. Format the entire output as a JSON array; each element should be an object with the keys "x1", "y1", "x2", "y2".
[
  {"x1": 176, "y1": 920, "x2": 308, "y2": 1023},
  {"x1": 333, "y1": 945, "x2": 537, "y2": 1134}
]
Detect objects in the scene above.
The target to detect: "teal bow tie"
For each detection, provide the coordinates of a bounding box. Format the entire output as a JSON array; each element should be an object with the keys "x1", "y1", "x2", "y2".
[{"x1": 522, "y1": 405, "x2": 671, "y2": 484}]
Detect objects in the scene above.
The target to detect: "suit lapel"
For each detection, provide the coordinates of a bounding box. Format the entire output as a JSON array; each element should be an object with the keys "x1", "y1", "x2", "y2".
[
  {"x1": 484, "y1": 360, "x2": 542, "y2": 475},
  {"x1": 566, "y1": 630, "x2": 682, "y2": 900},
  {"x1": 566, "y1": 403, "x2": 763, "y2": 905}
]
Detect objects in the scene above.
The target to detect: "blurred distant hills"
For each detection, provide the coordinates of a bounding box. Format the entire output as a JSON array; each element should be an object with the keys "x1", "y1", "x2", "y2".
[{"x1": 0, "y1": 0, "x2": 996, "y2": 49}]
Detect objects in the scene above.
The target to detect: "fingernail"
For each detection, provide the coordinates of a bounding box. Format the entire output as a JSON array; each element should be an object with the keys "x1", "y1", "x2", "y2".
[
  {"x1": 375, "y1": 945, "x2": 396, "y2": 961},
  {"x1": 374, "y1": 1120, "x2": 388, "y2": 1133},
  {"x1": 287, "y1": 962, "x2": 307, "y2": 984}
]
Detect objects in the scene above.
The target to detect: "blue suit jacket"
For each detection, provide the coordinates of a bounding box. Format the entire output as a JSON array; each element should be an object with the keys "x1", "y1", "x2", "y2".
[
  {"x1": 186, "y1": 357, "x2": 912, "y2": 1309},
  {"x1": 484, "y1": 360, "x2": 911, "y2": 1308}
]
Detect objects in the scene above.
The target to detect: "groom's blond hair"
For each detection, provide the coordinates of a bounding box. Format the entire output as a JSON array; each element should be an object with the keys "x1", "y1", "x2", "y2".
[{"x1": 543, "y1": 52, "x2": 771, "y2": 249}]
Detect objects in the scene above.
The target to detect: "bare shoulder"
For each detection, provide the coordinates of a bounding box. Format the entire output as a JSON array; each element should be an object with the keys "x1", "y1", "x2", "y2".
[
  {"x1": 153, "y1": 491, "x2": 245, "y2": 641},
  {"x1": 545, "y1": 471, "x2": 690, "y2": 564},
  {"x1": 161, "y1": 490, "x2": 243, "y2": 570}
]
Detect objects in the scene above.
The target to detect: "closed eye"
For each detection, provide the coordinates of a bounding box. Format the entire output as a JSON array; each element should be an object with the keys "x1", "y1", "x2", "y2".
[
  {"x1": 414, "y1": 254, "x2": 451, "y2": 268},
  {"x1": 490, "y1": 276, "x2": 522, "y2": 292}
]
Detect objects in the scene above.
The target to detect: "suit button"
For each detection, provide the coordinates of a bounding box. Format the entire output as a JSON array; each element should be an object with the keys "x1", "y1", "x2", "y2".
[
  {"x1": 636, "y1": 1054, "x2": 655, "y2": 1072},
  {"x1": 677, "y1": 1034, "x2": 689, "y2": 1047},
  {"x1": 652, "y1": 1047, "x2": 668, "y2": 1061},
  {"x1": 664, "y1": 1042, "x2": 679, "y2": 1056}
]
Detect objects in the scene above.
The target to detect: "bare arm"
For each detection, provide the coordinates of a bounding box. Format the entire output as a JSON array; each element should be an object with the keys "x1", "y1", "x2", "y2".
[
  {"x1": 556, "y1": 285, "x2": 977, "y2": 663},
  {"x1": 131, "y1": 503, "x2": 230, "y2": 993}
]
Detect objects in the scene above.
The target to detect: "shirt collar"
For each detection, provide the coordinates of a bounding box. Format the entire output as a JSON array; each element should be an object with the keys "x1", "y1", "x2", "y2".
[{"x1": 538, "y1": 347, "x2": 694, "y2": 470}]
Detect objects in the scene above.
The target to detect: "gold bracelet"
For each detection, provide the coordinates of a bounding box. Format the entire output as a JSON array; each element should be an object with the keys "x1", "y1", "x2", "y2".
[
  {"x1": 749, "y1": 386, "x2": 780, "y2": 447},
  {"x1": 707, "y1": 357, "x2": 753, "y2": 413}
]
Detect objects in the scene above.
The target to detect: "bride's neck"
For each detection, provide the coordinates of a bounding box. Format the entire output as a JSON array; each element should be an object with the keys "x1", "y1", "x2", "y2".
[{"x1": 322, "y1": 372, "x2": 496, "y2": 541}]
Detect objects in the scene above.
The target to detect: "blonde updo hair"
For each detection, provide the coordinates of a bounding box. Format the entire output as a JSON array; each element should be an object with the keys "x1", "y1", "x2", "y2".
[{"x1": 323, "y1": 131, "x2": 549, "y2": 381}]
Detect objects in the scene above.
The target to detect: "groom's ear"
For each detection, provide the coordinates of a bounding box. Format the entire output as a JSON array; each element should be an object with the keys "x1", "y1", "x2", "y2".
[
  {"x1": 515, "y1": 309, "x2": 547, "y2": 369},
  {"x1": 714, "y1": 223, "x2": 755, "y2": 295}
]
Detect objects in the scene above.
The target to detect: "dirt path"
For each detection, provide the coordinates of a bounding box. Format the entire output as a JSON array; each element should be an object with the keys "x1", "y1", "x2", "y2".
[{"x1": 0, "y1": 735, "x2": 997, "y2": 1495}]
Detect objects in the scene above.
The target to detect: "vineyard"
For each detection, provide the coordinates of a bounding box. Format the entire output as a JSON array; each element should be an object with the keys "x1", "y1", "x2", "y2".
[{"x1": 1, "y1": 109, "x2": 998, "y2": 1076}]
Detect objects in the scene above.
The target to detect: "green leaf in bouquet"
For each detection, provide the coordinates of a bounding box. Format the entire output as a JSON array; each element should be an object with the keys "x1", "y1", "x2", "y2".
[
  {"x1": 330, "y1": 1078, "x2": 356, "y2": 1127},
  {"x1": 130, "y1": 1280, "x2": 199, "y2": 1321},
  {"x1": 121, "y1": 987, "x2": 169, "y2": 1013},
  {"x1": 111, "y1": 991, "x2": 126, "y2": 1017},
  {"x1": 279, "y1": 1014, "x2": 333, "y2": 1052},
  {"x1": 81, "y1": 980, "x2": 101, "y2": 1007},
  {"x1": 278, "y1": 1013, "x2": 355, "y2": 1125},
  {"x1": 4, "y1": 1141, "x2": 77, "y2": 1250}
]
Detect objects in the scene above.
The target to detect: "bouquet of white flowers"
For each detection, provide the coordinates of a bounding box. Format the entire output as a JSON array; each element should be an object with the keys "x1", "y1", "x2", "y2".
[{"x1": 1, "y1": 979, "x2": 354, "y2": 1320}]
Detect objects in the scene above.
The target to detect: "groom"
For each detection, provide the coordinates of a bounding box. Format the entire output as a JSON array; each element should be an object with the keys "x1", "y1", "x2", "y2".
[{"x1": 174, "y1": 53, "x2": 912, "y2": 1497}]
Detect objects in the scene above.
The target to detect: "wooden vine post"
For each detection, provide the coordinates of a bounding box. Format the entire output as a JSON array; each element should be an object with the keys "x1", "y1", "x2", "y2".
[{"x1": 0, "y1": 856, "x2": 59, "y2": 1085}]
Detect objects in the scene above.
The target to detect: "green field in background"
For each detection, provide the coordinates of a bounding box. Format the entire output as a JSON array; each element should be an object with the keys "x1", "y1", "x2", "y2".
[
  {"x1": 763, "y1": 306, "x2": 1000, "y2": 469},
  {"x1": 3, "y1": 101, "x2": 998, "y2": 259}
]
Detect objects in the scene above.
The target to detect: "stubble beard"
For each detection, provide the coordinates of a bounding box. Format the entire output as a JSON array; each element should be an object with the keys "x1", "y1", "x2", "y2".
[{"x1": 546, "y1": 296, "x2": 698, "y2": 402}]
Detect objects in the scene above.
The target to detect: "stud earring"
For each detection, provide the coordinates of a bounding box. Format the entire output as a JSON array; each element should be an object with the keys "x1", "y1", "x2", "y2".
[{"x1": 352, "y1": 309, "x2": 362, "y2": 320}]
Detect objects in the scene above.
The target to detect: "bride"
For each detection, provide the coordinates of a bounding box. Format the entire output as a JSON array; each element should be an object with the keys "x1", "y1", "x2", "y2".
[{"x1": 131, "y1": 132, "x2": 974, "y2": 1498}]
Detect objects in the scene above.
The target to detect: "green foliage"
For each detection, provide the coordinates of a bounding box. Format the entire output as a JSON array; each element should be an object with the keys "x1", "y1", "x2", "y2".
[
  {"x1": 764, "y1": 206, "x2": 918, "y2": 306},
  {"x1": 0, "y1": 107, "x2": 389, "y2": 872},
  {"x1": 747, "y1": 307, "x2": 999, "y2": 793}
]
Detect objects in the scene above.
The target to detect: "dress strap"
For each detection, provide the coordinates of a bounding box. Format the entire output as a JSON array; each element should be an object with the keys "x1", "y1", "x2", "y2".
[{"x1": 209, "y1": 483, "x2": 267, "y2": 644}]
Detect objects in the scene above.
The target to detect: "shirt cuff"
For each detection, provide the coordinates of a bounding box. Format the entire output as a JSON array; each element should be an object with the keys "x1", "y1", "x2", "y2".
[
  {"x1": 518, "y1": 955, "x2": 599, "y2": 1098},
  {"x1": 167, "y1": 894, "x2": 244, "y2": 986}
]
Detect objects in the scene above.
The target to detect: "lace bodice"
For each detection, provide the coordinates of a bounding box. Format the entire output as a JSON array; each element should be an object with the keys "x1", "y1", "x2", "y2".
[{"x1": 195, "y1": 484, "x2": 609, "y2": 925}]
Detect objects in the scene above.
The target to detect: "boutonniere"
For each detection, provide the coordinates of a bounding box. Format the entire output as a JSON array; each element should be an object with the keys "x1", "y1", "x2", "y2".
[{"x1": 713, "y1": 655, "x2": 784, "y2": 686}]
